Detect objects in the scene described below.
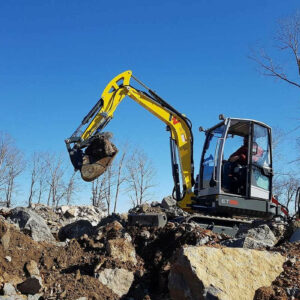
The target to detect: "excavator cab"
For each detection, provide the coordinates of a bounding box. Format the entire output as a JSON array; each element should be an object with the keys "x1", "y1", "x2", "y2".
[{"x1": 194, "y1": 116, "x2": 276, "y2": 217}]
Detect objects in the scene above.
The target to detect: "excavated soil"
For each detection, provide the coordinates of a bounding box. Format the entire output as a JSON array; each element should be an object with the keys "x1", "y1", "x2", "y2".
[
  {"x1": 0, "y1": 219, "x2": 119, "y2": 299},
  {"x1": 0, "y1": 212, "x2": 224, "y2": 300},
  {"x1": 0, "y1": 206, "x2": 299, "y2": 300},
  {"x1": 254, "y1": 242, "x2": 300, "y2": 300}
]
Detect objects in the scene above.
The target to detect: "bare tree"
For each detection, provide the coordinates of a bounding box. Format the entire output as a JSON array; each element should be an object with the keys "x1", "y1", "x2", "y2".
[
  {"x1": 0, "y1": 132, "x2": 25, "y2": 207},
  {"x1": 103, "y1": 165, "x2": 113, "y2": 214},
  {"x1": 5, "y1": 150, "x2": 24, "y2": 207},
  {"x1": 113, "y1": 151, "x2": 127, "y2": 213},
  {"x1": 0, "y1": 132, "x2": 14, "y2": 194},
  {"x1": 37, "y1": 156, "x2": 48, "y2": 204},
  {"x1": 91, "y1": 165, "x2": 114, "y2": 214},
  {"x1": 125, "y1": 149, "x2": 156, "y2": 207},
  {"x1": 249, "y1": 12, "x2": 300, "y2": 88},
  {"x1": 64, "y1": 171, "x2": 80, "y2": 205},
  {"x1": 46, "y1": 153, "x2": 66, "y2": 207},
  {"x1": 271, "y1": 128, "x2": 300, "y2": 212},
  {"x1": 273, "y1": 172, "x2": 300, "y2": 211},
  {"x1": 28, "y1": 152, "x2": 47, "y2": 207},
  {"x1": 91, "y1": 176, "x2": 106, "y2": 209}
]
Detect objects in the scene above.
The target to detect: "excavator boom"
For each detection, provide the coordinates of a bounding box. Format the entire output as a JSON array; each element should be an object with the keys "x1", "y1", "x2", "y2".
[{"x1": 65, "y1": 71, "x2": 195, "y2": 210}]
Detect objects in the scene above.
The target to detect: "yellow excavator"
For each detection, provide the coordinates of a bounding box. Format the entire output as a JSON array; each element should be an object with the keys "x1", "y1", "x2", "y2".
[{"x1": 65, "y1": 71, "x2": 290, "y2": 235}]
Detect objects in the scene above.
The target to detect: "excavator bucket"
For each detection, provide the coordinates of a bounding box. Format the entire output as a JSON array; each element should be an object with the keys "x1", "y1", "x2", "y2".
[{"x1": 80, "y1": 133, "x2": 118, "y2": 182}]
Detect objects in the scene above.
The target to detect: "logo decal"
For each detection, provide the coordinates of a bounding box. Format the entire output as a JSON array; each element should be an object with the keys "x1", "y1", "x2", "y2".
[
  {"x1": 172, "y1": 116, "x2": 179, "y2": 125},
  {"x1": 229, "y1": 200, "x2": 239, "y2": 205}
]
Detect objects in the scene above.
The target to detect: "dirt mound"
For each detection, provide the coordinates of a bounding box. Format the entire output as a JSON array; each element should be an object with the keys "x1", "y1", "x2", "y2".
[
  {"x1": 0, "y1": 208, "x2": 224, "y2": 300},
  {"x1": 254, "y1": 242, "x2": 300, "y2": 300},
  {"x1": 0, "y1": 218, "x2": 118, "y2": 299},
  {"x1": 0, "y1": 203, "x2": 299, "y2": 300}
]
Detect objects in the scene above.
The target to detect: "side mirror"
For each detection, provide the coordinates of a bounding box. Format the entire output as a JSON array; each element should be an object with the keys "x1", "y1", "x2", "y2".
[{"x1": 219, "y1": 114, "x2": 225, "y2": 120}]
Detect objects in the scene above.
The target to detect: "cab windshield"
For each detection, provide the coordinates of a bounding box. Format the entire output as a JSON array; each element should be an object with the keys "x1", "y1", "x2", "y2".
[{"x1": 201, "y1": 125, "x2": 225, "y2": 189}]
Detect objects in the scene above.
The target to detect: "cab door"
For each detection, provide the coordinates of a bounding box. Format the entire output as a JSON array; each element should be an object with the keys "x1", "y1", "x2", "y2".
[
  {"x1": 198, "y1": 124, "x2": 226, "y2": 196},
  {"x1": 249, "y1": 123, "x2": 272, "y2": 200}
]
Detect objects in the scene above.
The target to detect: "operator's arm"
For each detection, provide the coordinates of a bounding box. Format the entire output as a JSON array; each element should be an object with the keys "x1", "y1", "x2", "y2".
[{"x1": 229, "y1": 146, "x2": 247, "y2": 164}]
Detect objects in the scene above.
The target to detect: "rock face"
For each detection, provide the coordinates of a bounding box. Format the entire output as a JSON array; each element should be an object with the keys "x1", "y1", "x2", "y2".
[
  {"x1": 9, "y1": 207, "x2": 55, "y2": 242},
  {"x1": 161, "y1": 196, "x2": 177, "y2": 209},
  {"x1": 168, "y1": 246, "x2": 286, "y2": 300},
  {"x1": 57, "y1": 205, "x2": 107, "y2": 226},
  {"x1": 223, "y1": 224, "x2": 278, "y2": 249},
  {"x1": 25, "y1": 260, "x2": 40, "y2": 277},
  {"x1": 97, "y1": 268, "x2": 134, "y2": 297},
  {"x1": 1, "y1": 202, "x2": 298, "y2": 300},
  {"x1": 17, "y1": 276, "x2": 42, "y2": 295},
  {"x1": 3, "y1": 283, "x2": 16, "y2": 296},
  {"x1": 58, "y1": 220, "x2": 94, "y2": 241},
  {"x1": 106, "y1": 238, "x2": 137, "y2": 265}
]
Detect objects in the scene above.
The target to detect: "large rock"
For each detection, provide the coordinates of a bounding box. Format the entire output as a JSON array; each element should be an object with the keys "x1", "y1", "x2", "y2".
[
  {"x1": 3, "y1": 283, "x2": 17, "y2": 296},
  {"x1": 97, "y1": 268, "x2": 134, "y2": 297},
  {"x1": 9, "y1": 207, "x2": 55, "y2": 242},
  {"x1": 17, "y1": 276, "x2": 42, "y2": 295},
  {"x1": 223, "y1": 224, "x2": 277, "y2": 249},
  {"x1": 57, "y1": 205, "x2": 106, "y2": 226},
  {"x1": 58, "y1": 220, "x2": 94, "y2": 241},
  {"x1": 81, "y1": 133, "x2": 118, "y2": 182},
  {"x1": 161, "y1": 196, "x2": 177, "y2": 209},
  {"x1": 62, "y1": 206, "x2": 79, "y2": 218},
  {"x1": 106, "y1": 238, "x2": 137, "y2": 265},
  {"x1": 168, "y1": 246, "x2": 285, "y2": 300},
  {"x1": 25, "y1": 260, "x2": 40, "y2": 277}
]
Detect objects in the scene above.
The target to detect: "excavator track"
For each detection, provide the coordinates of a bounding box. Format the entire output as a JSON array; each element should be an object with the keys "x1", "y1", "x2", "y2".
[
  {"x1": 183, "y1": 213, "x2": 253, "y2": 236},
  {"x1": 185, "y1": 213, "x2": 253, "y2": 224},
  {"x1": 128, "y1": 212, "x2": 254, "y2": 237}
]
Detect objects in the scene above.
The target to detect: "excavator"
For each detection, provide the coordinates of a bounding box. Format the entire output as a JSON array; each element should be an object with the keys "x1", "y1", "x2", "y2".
[{"x1": 65, "y1": 70, "x2": 291, "y2": 235}]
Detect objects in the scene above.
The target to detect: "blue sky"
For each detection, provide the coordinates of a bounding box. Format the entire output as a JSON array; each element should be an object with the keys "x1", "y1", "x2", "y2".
[{"x1": 1, "y1": 1, "x2": 299, "y2": 211}]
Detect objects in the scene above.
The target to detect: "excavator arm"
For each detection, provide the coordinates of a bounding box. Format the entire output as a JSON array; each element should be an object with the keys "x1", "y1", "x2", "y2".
[{"x1": 65, "y1": 70, "x2": 195, "y2": 211}]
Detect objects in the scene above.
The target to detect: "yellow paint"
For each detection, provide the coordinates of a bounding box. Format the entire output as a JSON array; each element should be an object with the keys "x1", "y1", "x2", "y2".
[{"x1": 81, "y1": 70, "x2": 195, "y2": 210}]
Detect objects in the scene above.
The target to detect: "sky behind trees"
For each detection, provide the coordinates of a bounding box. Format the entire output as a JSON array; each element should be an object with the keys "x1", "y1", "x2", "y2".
[{"x1": 1, "y1": 1, "x2": 299, "y2": 211}]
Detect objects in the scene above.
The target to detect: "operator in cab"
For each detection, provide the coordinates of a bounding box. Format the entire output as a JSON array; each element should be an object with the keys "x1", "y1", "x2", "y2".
[
  {"x1": 226, "y1": 135, "x2": 249, "y2": 195},
  {"x1": 229, "y1": 136, "x2": 248, "y2": 165}
]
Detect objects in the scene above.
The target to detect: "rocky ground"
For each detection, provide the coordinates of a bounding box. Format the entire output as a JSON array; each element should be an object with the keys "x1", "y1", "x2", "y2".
[{"x1": 0, "y1": 199, "x2": 299, "y2": 300}]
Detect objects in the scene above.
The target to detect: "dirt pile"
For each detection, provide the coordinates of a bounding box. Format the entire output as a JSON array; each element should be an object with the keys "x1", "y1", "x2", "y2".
[
  {"x1": 254, "y1": 242, "x2": 300, "y2": 300},
  {"x1": 0, "y1": 217, "x2": 119, "y2": 299},
  {"x1": 0, "y1": 203, "x2": 299, "y2": 300}
]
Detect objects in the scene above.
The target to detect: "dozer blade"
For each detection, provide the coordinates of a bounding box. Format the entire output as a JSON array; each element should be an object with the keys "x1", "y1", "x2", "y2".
[
  {"x1": 80, "y1": 133, "x2": 118, "y2": 182},
  {"x1": 128, "y1": 213, "x2": 167, "y2": 228}
]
